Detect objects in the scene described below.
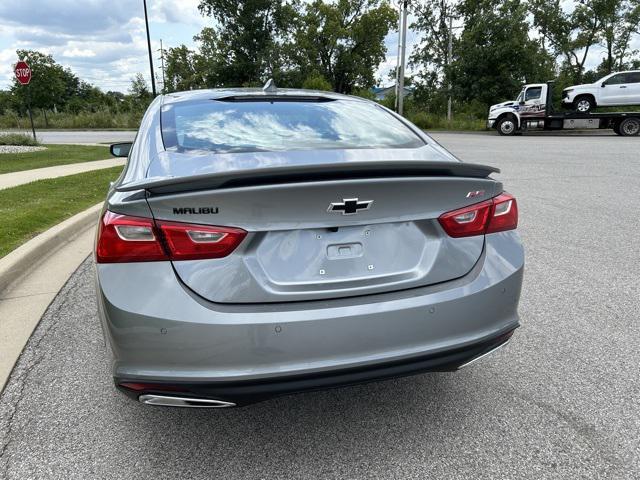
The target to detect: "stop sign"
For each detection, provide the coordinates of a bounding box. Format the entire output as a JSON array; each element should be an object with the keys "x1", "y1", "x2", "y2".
[{"x1": 14, "y1": 61, "x2": 32, "y2": 85}]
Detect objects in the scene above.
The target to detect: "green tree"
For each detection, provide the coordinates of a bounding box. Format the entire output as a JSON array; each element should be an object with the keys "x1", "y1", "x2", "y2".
[
  {"x1": 130, "y1": 73, "x2": 151, "y2": 98},
  {"x1": 410, "y1": 0, "x2": 459, "y2": 85},
  {"x1": 292, "y1": 0, "x2": 397, "y2": 93},
  {"x1": 569, "y1": 0, "x2": 610, "y2": 82},
  {"x1": 128, "y1": 73, "x2": 153, "y2": 110},
  {"x1": 302, "y1": 73, "x2": 333, "y2": 91},
  {"x1": 599, "y1": 0, "x2": 640, "y2": 73},
  {"x1": 529, "y1": 0, "x2": 640, "y2": 84},
  {"x1": 164, "y1": 45, "x2": 202, "y2": 92},
  {"x1": 10, "y1": 50, "x2": 77, "y2": 124},
  {"x1": 0, "y1": 90, "x2": 14, "y2": 115},
  {"x1": 450, "y1": 0, "x2": 554, "y2": 107},
  {"x1": 197, "y1": 0, "x2": 299, "y2": 86}
]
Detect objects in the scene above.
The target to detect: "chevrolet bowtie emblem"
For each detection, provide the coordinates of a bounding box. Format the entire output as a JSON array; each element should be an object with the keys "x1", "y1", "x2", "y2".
[{"x1": 327, "y1": 198, "x2": 373, "y2": 215}]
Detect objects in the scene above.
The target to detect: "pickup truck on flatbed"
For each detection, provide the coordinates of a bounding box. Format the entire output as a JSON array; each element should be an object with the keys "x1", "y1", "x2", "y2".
[{"x1": 487, "y1": 81, "x2": 640, "y2": 136}]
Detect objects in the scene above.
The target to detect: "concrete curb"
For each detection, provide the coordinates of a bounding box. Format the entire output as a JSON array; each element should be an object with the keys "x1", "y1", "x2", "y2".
[{"x1": 0, "y1": 203, "x2": 102, "y2": 294}]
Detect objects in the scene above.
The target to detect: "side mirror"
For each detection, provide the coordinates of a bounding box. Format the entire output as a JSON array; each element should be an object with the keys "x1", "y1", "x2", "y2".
[
  {"x1": 601, "y1": 82, "x2": 606, "y2": 87},
  {"x1": 110, "y1": 142, "x2": 132, "y2": 158},
  {"x1": 519, "y1": 101, "x2": 525, "y2": 105}
]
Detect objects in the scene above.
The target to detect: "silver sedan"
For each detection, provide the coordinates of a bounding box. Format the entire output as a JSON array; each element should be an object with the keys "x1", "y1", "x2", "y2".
[{"x1": 95, "y1": 84, "x2": 524, "y2": 407}]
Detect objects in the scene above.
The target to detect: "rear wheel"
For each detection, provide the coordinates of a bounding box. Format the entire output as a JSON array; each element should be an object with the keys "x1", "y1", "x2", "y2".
[
  {"x1": 496, "y1": 116, "x2": 517, "y2": 136},
  {"x1": 573, "y1": 96, "x2": 595, "y2": 113},
  {"x1": 618, "y1": 117, "x2": 640, "y2": 136}
]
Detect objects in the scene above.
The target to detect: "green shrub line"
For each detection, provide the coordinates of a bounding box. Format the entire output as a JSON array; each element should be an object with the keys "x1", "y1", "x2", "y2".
[
  {"x1": 0, "y1": 109, "x2": 487, "y2": 132},
  {"x1": 0, "y1": 109, "x2": 143, "y2": 130},
  {"x1": 407, "y1": 112, "x2": 486, "y2": 131},
  {"x1": 0, "y1": 133, "x2": 41, "y2": 146}
]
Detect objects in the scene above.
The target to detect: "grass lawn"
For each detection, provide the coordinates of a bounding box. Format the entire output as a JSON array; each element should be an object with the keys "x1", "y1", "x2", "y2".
[
  {"x1": 0, "y1": 166, "x2": 122, "y2": 258},
  {"x1": 0, "y1": 144, "x2": 110, "y2": 174}
]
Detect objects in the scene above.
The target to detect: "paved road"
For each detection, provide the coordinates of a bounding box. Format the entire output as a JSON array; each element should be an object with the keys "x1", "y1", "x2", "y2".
[
  {"x1": 1, "y1": 130, "x2": 137, "y2": 144},
  {"x1": 1, "y1": 133, "x2": 638, "y2": 479}
]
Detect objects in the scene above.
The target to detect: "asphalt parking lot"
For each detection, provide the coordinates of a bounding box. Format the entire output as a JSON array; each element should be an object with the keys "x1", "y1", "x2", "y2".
[{"x1": 1, "y1": 132, "x2": 638, "y2": 479}]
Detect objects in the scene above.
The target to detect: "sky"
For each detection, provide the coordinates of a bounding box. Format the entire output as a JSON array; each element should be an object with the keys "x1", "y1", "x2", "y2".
[
  {"x1": 0, "y1": 0, "x2": 207, "y2": 92},
  {"x1": 0, "y1": 1, "x2": 637, "y2": 93}
]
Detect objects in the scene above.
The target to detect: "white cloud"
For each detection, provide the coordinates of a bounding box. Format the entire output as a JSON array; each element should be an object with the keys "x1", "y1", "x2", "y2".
[
  {"x1": 0, "y1": 0, "x2": 203, "y2": 92},
  {"x1": 150, "y1": 0, "x2": 207, "y2": 27},
  {"x1": 62, "y1": 48, "x2": 97, "y2": 58}
]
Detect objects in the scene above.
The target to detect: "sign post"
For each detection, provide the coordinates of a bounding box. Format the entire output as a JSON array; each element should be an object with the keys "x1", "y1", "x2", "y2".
[{"x1": 14, "y1": 60, "x2": 36, "y2": 141}]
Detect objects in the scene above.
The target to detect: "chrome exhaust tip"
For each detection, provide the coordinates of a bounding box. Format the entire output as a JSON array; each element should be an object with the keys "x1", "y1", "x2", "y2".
[
  {"x1": 138, "y1": 394, "x2": 236, "y2": 408},
  {"x1": 457, "y1": 338, "x2": 511, "y2": 370}
]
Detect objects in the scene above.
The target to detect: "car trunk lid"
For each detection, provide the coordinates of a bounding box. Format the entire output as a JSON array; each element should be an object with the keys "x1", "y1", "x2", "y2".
[{"x1": 136, "y1": 151, "x2": 500, "y2": 303}]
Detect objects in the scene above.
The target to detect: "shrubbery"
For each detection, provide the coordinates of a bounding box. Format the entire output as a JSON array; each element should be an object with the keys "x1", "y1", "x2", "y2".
[
  {"x1": 0, "y1": 133, "x2": 40, "y2": 146},
  {"x1": 0, "y1": 109, "x2": 143, "y2": 130}
]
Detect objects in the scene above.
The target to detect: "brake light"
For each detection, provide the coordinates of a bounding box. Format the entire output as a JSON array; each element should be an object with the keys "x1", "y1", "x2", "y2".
[
  {"x1": 96, "y1": 211, "x2": 167, "y2": 263},
  {"x1": 96, "y1": 211, "x2": 247, "y2": 263},
  {"x1": 486, "y1": 193, "x2": 518, "y2": 234},
  {"x1": 156, "y1": 221, "x2": 247, "y2": 261},
  {"x1": 438, "y1": 192, "x2": 518, "y2": 238}
]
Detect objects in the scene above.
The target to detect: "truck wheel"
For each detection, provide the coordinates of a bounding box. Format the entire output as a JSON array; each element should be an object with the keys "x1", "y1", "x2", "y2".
[
  {"x1": 496, "y1": 117, "x2": 517, "y2": 136},
  {"x1": 573, "y1": 96, "x2": 595, "y2": 113},
  {"x1": 619, "y1": 117, "x2": 640, "y2": 136}
]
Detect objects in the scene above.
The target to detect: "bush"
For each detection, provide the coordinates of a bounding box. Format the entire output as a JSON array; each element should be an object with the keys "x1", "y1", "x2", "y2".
[
  {"x1": 351, "y1": 88, "x2": 376, "y2": 100},
  {"x1": 0, "y1": 108, "x2": 144, "y2": 130},
  {"x1": 0, "y1": 133, "x2": 40, "y2": 146},
  {"x1": 406, "y1": 111, "x2": 485, "y2": 131},
  {"x1": 302, "y1": 74, "x2": 333, "y2": 91}
]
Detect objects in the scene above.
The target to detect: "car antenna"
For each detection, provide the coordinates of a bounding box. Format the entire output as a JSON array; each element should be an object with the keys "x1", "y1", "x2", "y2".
[{"x1": 263, "y1": 78, "x2": 277, "y2": 94}]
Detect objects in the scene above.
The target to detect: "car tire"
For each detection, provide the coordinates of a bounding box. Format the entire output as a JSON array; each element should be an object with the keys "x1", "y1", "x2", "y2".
[
  {"x1": 573, "y1": 96, "x2": 595, "y2": 114},
  {"x1": 618, "y1": 117, "x2": 640, "y2": 136},
  {"x1": 496, "y1": 116, "x2": 517, "y2": 136}
]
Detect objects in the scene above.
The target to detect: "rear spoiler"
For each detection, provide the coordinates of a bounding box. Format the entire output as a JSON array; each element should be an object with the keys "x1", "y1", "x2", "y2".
[{"x1": 116, "y1": 161, "x2": 500, "y2": 195}]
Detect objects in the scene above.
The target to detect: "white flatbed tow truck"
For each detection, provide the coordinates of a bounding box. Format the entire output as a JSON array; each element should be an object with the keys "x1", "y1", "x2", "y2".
[{"x1": 487, "y1": 81, "x2": 640, "y2": 136}]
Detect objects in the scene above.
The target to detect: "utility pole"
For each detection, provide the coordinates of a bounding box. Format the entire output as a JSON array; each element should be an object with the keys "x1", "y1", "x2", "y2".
[
  {"x1": 158, "y1": 39, "x2": 166, "y2": 93},
  {"x1": 143, "y1": 0, "x2": 157, "y2": 96},
  {"x1": 447, "y1": 16, "x2": 453, "y2": 122},
  {"x1": 394, "y1": 0, "x2": 403, "y2": 111},
  {"x1": 397, "y1": 0, "x2": 408, "y2": 116}
]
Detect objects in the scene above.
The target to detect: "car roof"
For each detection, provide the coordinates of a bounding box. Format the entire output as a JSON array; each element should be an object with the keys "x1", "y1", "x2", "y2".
[
  {"x1": 161, "y1": 87, "x2": 368, "y2": 106},
  {"x1": 605, "y1": 70, "x2": 640, "y2": 75}
]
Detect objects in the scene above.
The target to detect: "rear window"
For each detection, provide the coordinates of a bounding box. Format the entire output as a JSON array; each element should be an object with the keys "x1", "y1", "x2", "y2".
[{"x1": 161, "y1": 98, "x2": 424, "y2": 153}]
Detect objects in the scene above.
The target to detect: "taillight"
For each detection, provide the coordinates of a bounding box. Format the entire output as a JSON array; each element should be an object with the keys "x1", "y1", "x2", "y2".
[
  {"x1": 96, "y1": 211, "x2": 167, "y2": 263},
  {"x1": 96, "y1": 211, "x2": 247, "y2": 263},
  {"x1": 156, "y1": 221, "x2": 247, "y2": 261},
  {"x1": 486, "y1": 193, "x2": 518, "y2": 234},
  {"x1": 438, "y1": 192, "x2": 518, "y2": 238}
]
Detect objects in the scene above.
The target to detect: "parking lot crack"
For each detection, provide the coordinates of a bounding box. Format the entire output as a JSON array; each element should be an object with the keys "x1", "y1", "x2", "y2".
[{"x1": 511, "y1": 391, "x2": 630, "y2": 476}]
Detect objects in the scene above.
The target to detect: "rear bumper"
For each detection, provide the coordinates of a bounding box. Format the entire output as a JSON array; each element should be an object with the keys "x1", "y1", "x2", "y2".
[
  {"x1": 96, "y1": 231, "x2": 524, "y2": 402},
  {"x1": 116, "y1": 328, "x2": 516, "y2": 406}
]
